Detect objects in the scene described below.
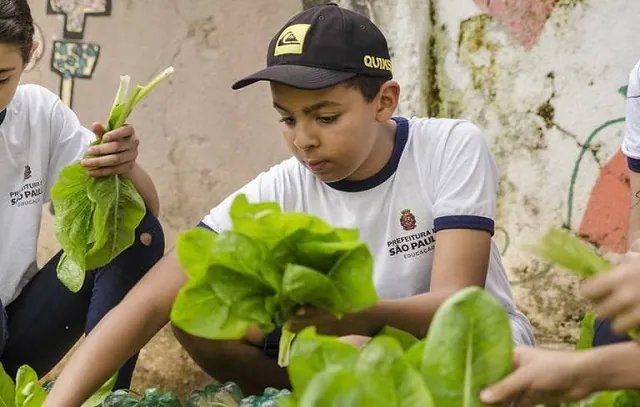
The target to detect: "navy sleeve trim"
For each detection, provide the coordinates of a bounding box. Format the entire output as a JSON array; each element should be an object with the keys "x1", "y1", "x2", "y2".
[
  {"x1": 433, "y1": 215, "x2": 495, "y2": 236},
  {"x1": 197, "y1": 221, "x2": 217, "y2": 233},
  {"x1": 628, "y1": 156, "x2": 640, "y2": 173}
]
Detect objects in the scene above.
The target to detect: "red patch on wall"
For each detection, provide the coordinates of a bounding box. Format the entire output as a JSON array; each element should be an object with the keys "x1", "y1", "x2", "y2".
[
  {"x1": 578, "y1": 150, "x2": 629, "y2": 253},
  {"x1": 473, "y1": 0, "x2": 558, "y2": 49}
]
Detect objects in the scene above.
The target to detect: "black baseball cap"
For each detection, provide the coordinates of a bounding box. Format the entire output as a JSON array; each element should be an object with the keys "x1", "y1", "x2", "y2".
[{"x1": 231, "y1": 3, "x2": 393, "y2": 90}]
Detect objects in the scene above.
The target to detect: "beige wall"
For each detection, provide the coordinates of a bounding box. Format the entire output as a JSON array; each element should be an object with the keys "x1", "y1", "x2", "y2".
[{"x1": 25, "y1": 0, "x2": 301, "y2": 395}]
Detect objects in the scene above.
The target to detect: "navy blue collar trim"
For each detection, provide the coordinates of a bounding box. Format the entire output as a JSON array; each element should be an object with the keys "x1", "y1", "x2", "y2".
[
  {"x1": 0, "y1": 109, "x2": 6, "y2": 127},
  {"x1": 326, "y1": 116, "x2": 409, "y2": 192}
]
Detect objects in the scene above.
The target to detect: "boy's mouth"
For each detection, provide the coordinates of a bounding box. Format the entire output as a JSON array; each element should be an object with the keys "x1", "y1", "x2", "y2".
[{"x1": 304, "y1": 159, "x2": 329, "y2": 173}]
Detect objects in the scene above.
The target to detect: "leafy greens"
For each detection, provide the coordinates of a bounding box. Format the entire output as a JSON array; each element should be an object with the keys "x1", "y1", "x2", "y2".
[
  {"x1": 50, "y1": 67, "x2": 174, "y2": 292},
  {"x1": 169, "y1": 193, "x2": 379, "y2": 366},
  {"x1": 280, "y1": 287, "x2": 513, "y2": 407},
  {"x1": 0, "y1": 363, "x2": 115, "y2": 407}
]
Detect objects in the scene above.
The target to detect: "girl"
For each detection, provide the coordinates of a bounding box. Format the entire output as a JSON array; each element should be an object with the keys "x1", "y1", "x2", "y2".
[{"x1": 0, "y1": 0, "x2": 164, "y2": 390}]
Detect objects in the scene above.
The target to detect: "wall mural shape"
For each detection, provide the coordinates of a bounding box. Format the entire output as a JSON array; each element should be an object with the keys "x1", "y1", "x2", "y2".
[
  {"x1": 578, "y1": 149, "x2": 629, "y2": 253},
  {"x1": 472, "y1": 0, "x2": 558, "y2": 50},
  {"x1": 47, "y1": 0, "x2": 111, "y2": 39},
  {"x1": 50, "y1": 40, "x2": 100, "y2": 107},
  {"x1": 47, "y1": 0, "x2": 110, "y2": 108},
  {"x1": 565, "y1": 87, "x2": 629, "y2": 253}
]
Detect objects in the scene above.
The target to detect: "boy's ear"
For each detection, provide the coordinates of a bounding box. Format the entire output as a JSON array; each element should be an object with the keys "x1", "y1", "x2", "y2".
[
  {"x1": 374, "y1": 80, "x2": 400, "y2": 122},
  {"x1": 28, "y1": 41, "x2": 39, "y2": 63}
]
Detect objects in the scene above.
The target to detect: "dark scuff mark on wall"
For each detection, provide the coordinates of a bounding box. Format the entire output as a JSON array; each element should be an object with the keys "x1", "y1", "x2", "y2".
[
  {"x1": 536, "y1": 72, "x2": 556, "y2": 129},
  {"x1": 556, "y1": 0, "x2": 587, "y2": 10},
  {"x1": 423, "y1": 0, "x2": 462, "y2": 118},
  {"x1": 457, "y1": 14, "x2": 498, "y2": 103},
  {"x1": 425, "y1": 0, "x2": 440, "y2": 117}
]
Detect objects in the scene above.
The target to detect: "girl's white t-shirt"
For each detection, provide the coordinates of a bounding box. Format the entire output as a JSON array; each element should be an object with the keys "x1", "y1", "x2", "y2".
[{"x1": 0, "y1": 84, "x2": 94, "y2": 305}]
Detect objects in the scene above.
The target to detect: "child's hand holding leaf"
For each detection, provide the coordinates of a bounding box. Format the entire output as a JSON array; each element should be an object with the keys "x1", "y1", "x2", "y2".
[
  {"x1": 285, "y1": 305, "x2": 374, "y2": 338},
  {"x1": 581, "y1": 258, "x2": 640, "y2": 335},
  {"x1": 81, "y1": 122, "x2": 139, "y2": 177},
  {"x1": 480, "y1": 346, "x2": 591, "y2": 406}
]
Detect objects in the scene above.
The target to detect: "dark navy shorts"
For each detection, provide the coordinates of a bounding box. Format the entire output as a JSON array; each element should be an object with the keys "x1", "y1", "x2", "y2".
[{"x1": 262, "y1": 326, "x2": 282, "y2": 359}]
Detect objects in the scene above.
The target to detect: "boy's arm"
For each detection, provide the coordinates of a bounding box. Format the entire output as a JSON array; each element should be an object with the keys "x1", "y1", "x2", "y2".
[
  {"x1": 323, "y1": 122, "x2": 497, "y2": 339},
  {"x1": 360, "y1": 229, "x2": 490, "y2": 338},
  {"x1": 43, "y1": 249, "x2": 186, "y2": 407}
]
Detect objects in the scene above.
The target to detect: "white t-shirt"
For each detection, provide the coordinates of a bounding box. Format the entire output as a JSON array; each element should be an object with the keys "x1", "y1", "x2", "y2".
[
  {"x1": 0, "y1": 84, "x2": 95, "y2": 306},
  {"x1": 622, "y1": 58, "x2": 640, "y2": 171},
  {"x1": 202, "y1": 116, "x2": 535, "y2": 346}
]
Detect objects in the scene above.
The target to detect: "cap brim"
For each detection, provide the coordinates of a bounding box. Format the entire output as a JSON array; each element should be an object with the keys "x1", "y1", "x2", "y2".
[{"x1": 231, "y1": 65, "x2": 356, "y2": 90}]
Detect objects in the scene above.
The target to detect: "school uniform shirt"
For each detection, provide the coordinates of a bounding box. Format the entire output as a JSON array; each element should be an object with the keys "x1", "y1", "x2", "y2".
[
  {"x1": 0, "y1": 84, "x2": 94, "y2": 306},
  {"x1": 201, "y1": 116, "x2": 536, "y2": 346},
  {"x1": 623, "y1": 58, "x2": 640, "y2": 171}
]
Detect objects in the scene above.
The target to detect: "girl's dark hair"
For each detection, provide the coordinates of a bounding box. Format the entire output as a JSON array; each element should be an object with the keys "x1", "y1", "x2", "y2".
[{"x1": 0, "y1": 0, "x2": 34, "y2": 65}]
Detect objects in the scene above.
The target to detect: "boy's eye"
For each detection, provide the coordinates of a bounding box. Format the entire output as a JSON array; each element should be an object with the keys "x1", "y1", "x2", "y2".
[
  {"x1": 0, "y1": 77, "x2": 10, "y2": 84},
  {"x1": 279, "y1": 117, "x2": 295, "y2": 126},
  {"x1": 316, "y1": 115, "x2": 339, "y2": 124}
]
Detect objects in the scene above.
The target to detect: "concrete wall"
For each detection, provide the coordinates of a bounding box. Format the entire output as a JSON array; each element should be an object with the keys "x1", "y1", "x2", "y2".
[{"x1": 24, "y1": 0, "x2": 640, "y2": 395}]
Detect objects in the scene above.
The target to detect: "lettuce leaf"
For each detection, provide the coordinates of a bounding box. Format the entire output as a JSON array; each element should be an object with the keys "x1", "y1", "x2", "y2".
[
  {"x1": 51, "y1": 164, "x2": 146, "y2": 291},
  {"x1": 50, "y1": 67, "x2": 173, "y2": 292},
  {"x1": 414, "y1": 286, "x2": 513, "y2": 407},
  {"x1": 170, "y1": 193, "x2": 378, "y2": 346},
  {"x1": 282, "y1": 328, "x2": 433, "y2": 407},
  {"x1": 0, "y1": 363, "x2": 14, "y2": 407},
  {"x1": 531, "y1": 228, "x2": 611, "y2": 277},
  {"x1": 531, "y1": 228, "x2": 639, "y2": 341}
]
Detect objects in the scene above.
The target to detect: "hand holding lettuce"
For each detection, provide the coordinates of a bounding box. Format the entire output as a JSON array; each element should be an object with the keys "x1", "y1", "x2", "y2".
[
  {"x1": 531, "y1": 228, "x2": 639, "y2": 341},
  {"x1": 169, "y1": 194, "x2": 379, "y2": 365},
  {"x1": 50, "y1": 67, "x2": 174, "y2": 292}
]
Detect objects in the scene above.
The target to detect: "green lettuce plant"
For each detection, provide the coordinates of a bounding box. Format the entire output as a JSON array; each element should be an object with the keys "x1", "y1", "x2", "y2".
[{"x1": 50, "y1": 67, "x2": 174, "y2": 292}]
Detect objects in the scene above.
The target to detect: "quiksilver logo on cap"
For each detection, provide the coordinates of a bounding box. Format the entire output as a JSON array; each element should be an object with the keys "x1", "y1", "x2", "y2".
[{"x1": 274, "y1": 24, "x2": 311, "y2": 56}]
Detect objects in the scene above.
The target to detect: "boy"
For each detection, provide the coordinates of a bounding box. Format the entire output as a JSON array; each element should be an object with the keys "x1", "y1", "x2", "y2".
[{"x1": 44, "y1": 3, "x2": 534, "y2": 405}]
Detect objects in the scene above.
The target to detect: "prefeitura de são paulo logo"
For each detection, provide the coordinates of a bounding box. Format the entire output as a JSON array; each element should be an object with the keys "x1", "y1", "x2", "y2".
[{"x1": 400, "y1": 209, "x2": 416, "y2": 231}]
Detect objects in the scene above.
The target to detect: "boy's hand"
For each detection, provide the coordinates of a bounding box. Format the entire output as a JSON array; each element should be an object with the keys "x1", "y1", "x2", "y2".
[
  {"x1": 81, "y1": 122, "x2": 139, "y2": 177},
  {"x1": 286, "y1": 306, "x2": 371, "y2": 337},
  {"x1": 480, "y1": 346, "x2": 591, "y2": 407},
  {"x1": 581, "y1": 248, "x2": 640, "y2": 335}
]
